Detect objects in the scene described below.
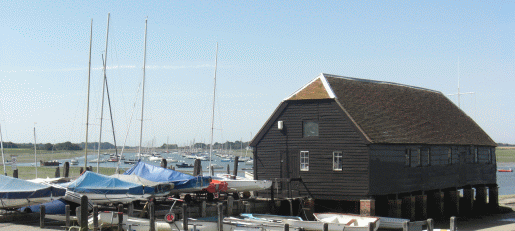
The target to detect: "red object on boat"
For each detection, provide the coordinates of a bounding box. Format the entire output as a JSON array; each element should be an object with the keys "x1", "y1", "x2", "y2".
[
  {"x1": 203, "y1": 180, "x2": 228, "y2": 193},
  {"x1": 498, "y1": 169, "x2": 512, "y2": 172}
]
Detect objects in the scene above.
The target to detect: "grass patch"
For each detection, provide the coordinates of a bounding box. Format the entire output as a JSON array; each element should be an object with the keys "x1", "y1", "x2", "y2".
[
  {"x1": 496, "y1": 148, "x2": 515, "y2": 163},
  {"x1": 5, "y1": 166, "x2": 123, "y2": 180}
]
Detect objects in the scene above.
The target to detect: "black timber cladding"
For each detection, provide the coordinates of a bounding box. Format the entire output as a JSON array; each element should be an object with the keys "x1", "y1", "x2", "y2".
[
  {"x1": 369, "y1": 144, "x2": 496, "y2": 195},
  {"x1": 254, "y1": 99, "x2": 370, "y2": 200},
  {"x1": 251, "y1": 74, "x2": 497, "y2": 200}
]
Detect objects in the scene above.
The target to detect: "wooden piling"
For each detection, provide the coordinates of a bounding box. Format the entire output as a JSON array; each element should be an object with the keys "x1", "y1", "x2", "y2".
[
  {"x1": 54, "y1": 166, "x2": 60, "y2": 177},
  {"x1": 118, "y1": 204, "x2": 123, "y2": 213},
  {"x1": 93, "y1": 205, "x2": 98, "y2": 231},
  {"x1": 118, "y1": 212, "x2": 123, "y2": 231},
  {"x1": 450, "y1": 216, "x2": 456, "y2": 231},
  {"x1": 13, "y1": 169, "x2": 18, "y2": 178},
  {"x1": 232, "y1": 157, "x2": 239, "y2": 179},
  {"x1": 201, "y1": 201, "x2": 207, "y2": 217},
  {"x1": 149, "y1": 202, "x2": 155, "y2": 231},
  {"x1": 80, "y1": 196, "x2": 88, "y2": 230},
  {"x1": 462, "y1": 187, "x2": 474, "y2": 215},
  {"x1": 227, "y1": 196, "x2": 234, "y2": 216},
  {"x1": 65, "y1": 204, "x2": 70, "y2": 228},
  {"x1": 39, "y1": 205, "x2": 45, "y2": 228},
  {"x1": 76, "y1": 207, "x2": 81, "y2": 224},
  {"x1": 488, "y1": 184, "x2": 499, "y2": 211},
  {"x1": 323, "y1": 223, "x2": 328, "y2": 231},
  {"x1": 64, "y1": 162, "x2": 69, "y2": 177},
  {"x1": 475, "y1": 186, "x2": 487, "y2": 212},
  {"x1": 161, "y1": 158, "x2": 167, "y2": 168},
  {"x1": 217, "y1": 203, "x2": 223, "y2": 231},
  {"x1": 182, "y1": 204, "x2": 188, "y2": 231},
  {"x1": 227, "y1": 165, "x2": 230, "y2": 174},
  {"x1": 284, "y1": 223, "x2": 289, "y2": 231},
  {"x1": 128, "y1": 202, "x2": 134, "y2": 216},
  {"x1": 193, "y1": 159, "x2": 201, "y2": 176}
]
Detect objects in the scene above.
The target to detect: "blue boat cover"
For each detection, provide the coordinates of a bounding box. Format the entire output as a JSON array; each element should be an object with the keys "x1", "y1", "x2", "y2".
[
  {"x1": 67, "y1": 171, "x2": 154, "y2": 195},
  {"x1": 123, "y1": 161, "x2": 211, "y2": 190},
  {"x1": 0, "y1": 175, "x2": 66, "y2": 199},
  {"x1": 21, "y1": 198, "x2": 68, "y2": 214}
]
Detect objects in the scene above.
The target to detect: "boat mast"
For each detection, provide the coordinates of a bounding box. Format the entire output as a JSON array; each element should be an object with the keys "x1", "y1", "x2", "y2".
[
  {"x1": 0, "y1": 124, "x2": 5, "y2": 175},
  {"x1": 166, "y1": 136, "x2": 169, "y2": 153},
  {"x1": 97, "y1": 13, "x2": 110, "y2": 173},
  {"x1": 138, "y1": 17, "x2": 148, "y2": 159},
  {"x1": 84, "y1": 19, "x2": 93, "y2": 171},
  {"x1": 33, "y1": 124, "x2": 37, "y2": 178},
  {"x1": 209, "y1": 42, "x2": 219, "y2": 176}
]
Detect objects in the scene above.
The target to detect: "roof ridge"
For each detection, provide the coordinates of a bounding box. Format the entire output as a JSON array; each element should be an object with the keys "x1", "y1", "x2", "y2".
[{"x1": 322, "y1": 73, "x2": 442, "y2": 94}]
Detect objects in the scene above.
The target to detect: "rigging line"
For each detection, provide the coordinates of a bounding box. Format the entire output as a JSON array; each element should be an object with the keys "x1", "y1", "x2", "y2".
[
  {"x1": 115, "y1": 80, "x2": 143, "y2": 173},
  {"x1": 104, "y1": 61, "x2": 119, "y2": 164}
]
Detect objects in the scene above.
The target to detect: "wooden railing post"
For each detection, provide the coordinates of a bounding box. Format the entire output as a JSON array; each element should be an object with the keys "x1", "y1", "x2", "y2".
[
  {"x1": 39, "y1": 205, "x2": 45, "y2": 228},
  {"x1": 182, "y1": 204, "x2": 188, "y2": 231},
  {"x1": 93, "y1": 205, "x2": 98, "y2": 231},
  {"x1": 65, "y1": 204, "x2": 70, "y2": 228},
  {"x1": 149, "y1": 202, "x2": 155, "y2": 231},
  {"x1": 118, "y1": 212, "x2": 123, "y2": 231},
  {"x1": 217, "y1": 203, "x2": 224, "y2": 231},
  {"x1": 80, "y1": 196, "x2": 88, "y2": 230}
]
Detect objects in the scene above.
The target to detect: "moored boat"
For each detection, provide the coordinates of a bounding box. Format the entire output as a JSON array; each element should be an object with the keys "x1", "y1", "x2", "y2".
[
  {"x1": 0, "y1": 174, "x2": 66, "y2": 209},
  {"x1": 65, "y1": 171, "x2": 153, "y2": 204},
  {"x1": 40, "y1": 160, "x2": 60, "y2": 166},
  {"x1": 214, "y1": 174, "x2": 272, "y2": 193},
  {"x1": 313, "y1": 213, "x2": 383, "y2": 231},
  {"x1": 498, "y1": 168, "x2": 512, "y2": 172}
]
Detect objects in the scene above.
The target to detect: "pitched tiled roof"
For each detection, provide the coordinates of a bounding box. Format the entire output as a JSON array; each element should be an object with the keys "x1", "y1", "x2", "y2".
[{"x1": 291, "y1": 74, "x2": 496, "y2": 146}]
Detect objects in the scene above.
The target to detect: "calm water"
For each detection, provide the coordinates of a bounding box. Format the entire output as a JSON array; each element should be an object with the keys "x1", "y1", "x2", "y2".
[
  {"x1": 496, "y1": 163, "x2": 515, "y2": 195},
  {"x1": 16, "y1": 152, "x2": 253, "y2": 177}
]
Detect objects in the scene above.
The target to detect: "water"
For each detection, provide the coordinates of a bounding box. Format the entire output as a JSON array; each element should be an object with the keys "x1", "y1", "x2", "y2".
[
  {"x1": 496, "y1": 163, "x2": 515, "y2": 195},
  {"x1": 17, "y1": 152, "x2": 252, "y2": 177}
]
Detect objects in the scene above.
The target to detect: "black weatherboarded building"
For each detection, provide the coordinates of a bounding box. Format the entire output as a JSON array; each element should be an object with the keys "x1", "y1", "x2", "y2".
[{"x1": 250, "y1": 73, "x2": 497, "y2": 218}]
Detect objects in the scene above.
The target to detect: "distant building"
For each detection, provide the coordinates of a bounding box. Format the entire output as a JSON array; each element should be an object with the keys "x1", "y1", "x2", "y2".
[{"x1": 250, "y1": 73, "x2": 497, "y2": 218}]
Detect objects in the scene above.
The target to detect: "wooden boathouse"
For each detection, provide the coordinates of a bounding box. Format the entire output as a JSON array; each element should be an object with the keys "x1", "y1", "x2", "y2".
[{"x1": 249, "y1": 73, "x2": 498, "y2": 219}]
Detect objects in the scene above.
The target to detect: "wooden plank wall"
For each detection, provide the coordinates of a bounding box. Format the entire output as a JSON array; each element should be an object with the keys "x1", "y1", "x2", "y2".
[
  {"x1": 255, "y1": 99, "x2": 370, "y2": 200},
  {"x1": 369, "y1": 144, "x2": 497, "y2": 195}
]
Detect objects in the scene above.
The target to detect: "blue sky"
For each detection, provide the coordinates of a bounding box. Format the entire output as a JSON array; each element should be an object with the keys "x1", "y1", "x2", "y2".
[{"x1": 0, "y1": 1, "x2": 514, "y2": 146}]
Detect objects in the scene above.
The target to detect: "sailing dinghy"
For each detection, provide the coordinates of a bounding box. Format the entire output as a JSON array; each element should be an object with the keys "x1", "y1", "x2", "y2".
[
  {"x1": 0, "y1": 174, "x2": 66, "y2": 209},
  {"x1": 214, "y1": 174, "x2": 272, "y2": 193},
  {"x1": 111, "y1": 174, "x2": 173, "y2": 197},
  {"x1": 65, "y1": 171, "x2": 154, "y2": 204},
  {"x1": 123, "y1": 161, "x2": 212, "y2": 193}
]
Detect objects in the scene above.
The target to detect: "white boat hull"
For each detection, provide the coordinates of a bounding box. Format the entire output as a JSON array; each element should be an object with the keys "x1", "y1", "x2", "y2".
[
  {"x1": 0, "y1": 197, "x2": 56, "y2": 209},
  {"x1": 215, "y1": 174, "x2": 272, "y2": 193},
  {"x1": 78, "y1": 192, "x2": 148, "y2": 204},
  {"x1": 90, "y1": 212, "x2": 293, "y2": 231},
  {"x1": 313, "y1": 213, "x2": 380, "y2": 231}
]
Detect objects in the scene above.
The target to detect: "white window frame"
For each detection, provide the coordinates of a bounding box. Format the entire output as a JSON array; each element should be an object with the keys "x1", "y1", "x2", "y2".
[
  {"x1": 300, "y1": 151, "x2": 309, "y2": 171},
  {"x1": 333, "y1": 151, "x2": 343, "y2": 171}
]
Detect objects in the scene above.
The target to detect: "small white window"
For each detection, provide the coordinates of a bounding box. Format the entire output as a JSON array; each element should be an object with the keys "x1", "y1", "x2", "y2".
[
  {"x1": 300, "y1": 151, "x2": 309, "y2": 171},
  {"x1": 333, "y1": 151, "x2": 343, "y2": 171}
]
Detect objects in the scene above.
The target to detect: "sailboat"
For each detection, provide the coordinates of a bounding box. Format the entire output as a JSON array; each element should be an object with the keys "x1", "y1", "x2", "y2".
[
  {"x1": 65, "y1": 171, "x2": 154, "y2": 204},
  {"x1": 123, "y1": 161, "x2": 211, "y2": 193},
  {"x1": 0, "y1": 174, "x2": 66, "y2": 209}
]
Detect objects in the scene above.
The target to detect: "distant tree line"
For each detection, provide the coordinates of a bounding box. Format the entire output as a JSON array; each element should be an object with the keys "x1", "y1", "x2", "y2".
[
  {"x1": 160, "y1": 140, "x2": 251, "y2": 150},
  {"x1": 498, "y1": 143, "x2": 515, "y2": 147}
]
